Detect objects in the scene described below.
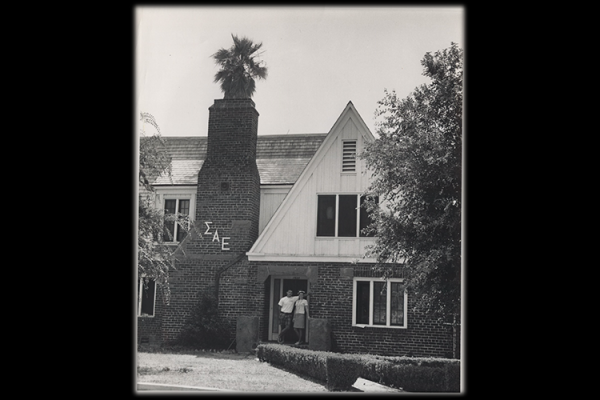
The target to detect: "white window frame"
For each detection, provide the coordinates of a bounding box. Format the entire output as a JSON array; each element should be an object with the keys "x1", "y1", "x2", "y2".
[
  {"x1": 137, "y1": 276, "x2": 157, "y2": 318},
  {"x1": 352, "y1": 277, "x2": 407, "y2": 329},
  {"x1": 153, "y1": 187, "x2": 196, "y2": 244},
  {"x1": 316, "y1": 193, "x2": 377, "y2": 238},
  {"x1": 163, "y1": 198, "x2": 191, "y2": 243}
]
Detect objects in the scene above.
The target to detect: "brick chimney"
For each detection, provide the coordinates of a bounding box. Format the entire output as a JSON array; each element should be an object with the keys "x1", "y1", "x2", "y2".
[{"x1": 194, "y1": 98, "x2": 261, "y2": 254}]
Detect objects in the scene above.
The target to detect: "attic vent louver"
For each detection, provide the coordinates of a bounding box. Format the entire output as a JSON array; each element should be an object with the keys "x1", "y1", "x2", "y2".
[{"x1": 342, "y1": 140, "x2": 357, "y2": 172}]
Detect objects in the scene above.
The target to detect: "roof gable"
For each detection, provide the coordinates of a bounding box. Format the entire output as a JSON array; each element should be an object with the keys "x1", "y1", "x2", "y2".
[{"x1": 247, "y1": 101, "x2": 377, "y2": 260}]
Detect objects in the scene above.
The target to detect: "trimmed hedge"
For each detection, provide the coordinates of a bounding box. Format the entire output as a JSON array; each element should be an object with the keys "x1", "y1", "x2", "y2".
[
  {"x1": 256, "y1": 343, "x2": 328, "y2": 383},
  {"x1": 324, "y1": 354, "x2": 364, "y2": 391},
  {"x1": 256, "y1": 343, "x2": 460, "y2": 392},
  {"x1": 360, "y1": 355, "x2": 461, "y2": 392}
]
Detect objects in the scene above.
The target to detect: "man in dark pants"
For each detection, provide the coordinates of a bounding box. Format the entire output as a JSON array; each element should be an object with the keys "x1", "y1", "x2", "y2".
[{"x1": 277, "y1": 289, "x2": 298, "y2": 343}]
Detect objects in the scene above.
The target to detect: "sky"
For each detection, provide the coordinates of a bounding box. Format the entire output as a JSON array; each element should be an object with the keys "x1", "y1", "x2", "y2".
[{"x1": 135, "y1": 6, "x2": 463, "y2": 138}]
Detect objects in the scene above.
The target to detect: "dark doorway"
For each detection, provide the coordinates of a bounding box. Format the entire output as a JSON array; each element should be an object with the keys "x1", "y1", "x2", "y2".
[{"x1": 269, "y1": 277, "x2": 308, "y2": 343}]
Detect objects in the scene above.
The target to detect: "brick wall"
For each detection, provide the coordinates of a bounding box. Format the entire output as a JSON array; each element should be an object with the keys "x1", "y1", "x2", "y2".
[
  {"x1": 157, "y1": 256, "x2": 265, "y2": 345},
  {"x1": 157, "y1": 98, "x2": 262, "y2": 345},
  {"x1": 320, "y1": 262, "x2": 454, "y2": 358},
  {"x1": 248, "y1": 261, "x2": 456, "y2": 358},
  {"x1": 194, "y1": 98, "x2": 260, "y2": 255},
  {"x1": 217, "y1": 257, "x2": 266, "y2": 342},
  {"x1": 143, "y1": 259, "x2": 457, "y2": 358},
  {"x1": 137, "y1": 284, "x2": 164, "y2": 346},
  {"x1": 159, "y1": 258, "x2": 218, "y2": 343}
]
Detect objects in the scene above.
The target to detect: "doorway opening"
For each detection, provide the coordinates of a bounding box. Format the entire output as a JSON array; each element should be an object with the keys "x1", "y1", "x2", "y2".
[{"x1": 268, "y1": 276, "x2": 309, "y2": 343}]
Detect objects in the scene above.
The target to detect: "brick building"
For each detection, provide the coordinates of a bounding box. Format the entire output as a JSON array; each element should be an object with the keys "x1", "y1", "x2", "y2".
[{"x1": 137, "y1": 98, "x2": 459, "y2": 358}]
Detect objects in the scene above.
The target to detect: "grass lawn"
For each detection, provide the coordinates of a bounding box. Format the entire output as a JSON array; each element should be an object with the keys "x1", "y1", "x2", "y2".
[{"x1": 137, "y1": 349, "x2": 330, "y2": 393}]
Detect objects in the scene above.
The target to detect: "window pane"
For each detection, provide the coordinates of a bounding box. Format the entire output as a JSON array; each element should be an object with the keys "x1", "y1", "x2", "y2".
[
  {"x1": 176, "y1": 200, "x2": 190, "y2": 242},
  {"x1": 140, "y1": 278, "x2": 156, "y2": 316},
  {"x1": 164, "y1": 199, "x2": 176, "y2": 213},
  {"x1": 163, "y1": 200, "x2": 176, "y2": 241},
  {"x1": 360, "y1": 196, "x2": 379, "y2": 237},
  {"x1": 176, "y1": 222, "x2": 187, "y2": 242},
  {"x1": 178, "y1": 199, "x2": 189, "y2": 215},
  {"x1": 356, "y1": 281, "x2": 370, "y2": 324},
  {"x1": 317, "y1": 195, "x2": 336, "y2": 236},
  {"x1": 373, "y1": 281, "x2": 386, "y2": 325},
  {"x1": 338, "y1": 195, "x2": 358, "y2": 237},
  {"x1": 391, "y1": 282, "x2": 404, "y2": 326}
]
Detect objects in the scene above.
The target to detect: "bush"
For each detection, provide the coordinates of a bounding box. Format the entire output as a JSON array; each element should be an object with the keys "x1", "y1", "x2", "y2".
[
  {"x1": 256, "y1": 344, "x2": 460, "y2": 392},
  {"x1": 325, "y1": 354, "x2": 364, "y2": 391},
  {"x1": 363, "y1": 355, "x2": 460, "y2": 392},
  {"x1": 257, "y1": 344, "x2": 327, "y2": 382},
  {"x1": 256, "y1": 345, "x2": 369, "y2": 391},
  {"x1": 175, "y1": 288, "x2": 231, "y2": 349}
]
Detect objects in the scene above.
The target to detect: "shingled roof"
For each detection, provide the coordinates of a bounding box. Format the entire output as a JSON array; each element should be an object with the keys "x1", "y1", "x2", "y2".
[{"x1": 145, "y1": 133, "x2": 327, "y2": 186}]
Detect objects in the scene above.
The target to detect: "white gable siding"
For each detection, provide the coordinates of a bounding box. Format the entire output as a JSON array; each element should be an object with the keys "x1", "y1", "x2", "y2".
[
  {"x1": 258, "y1": 186, "x2": 291, "y2": 235},
  {"x1": 248, "y1": 103, "x2": 378, "y2": 262}
]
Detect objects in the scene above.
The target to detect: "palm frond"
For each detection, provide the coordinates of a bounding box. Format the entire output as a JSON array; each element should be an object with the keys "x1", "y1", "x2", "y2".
[
  {"x1": 212, "y1": 48, "x2": 233, "y2": 64},
  {"x1": 211, "y1": 34, "x2": 268, "y2": 98}
]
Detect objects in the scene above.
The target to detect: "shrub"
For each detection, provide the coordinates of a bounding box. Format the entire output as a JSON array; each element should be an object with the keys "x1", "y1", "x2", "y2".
[
  {"x1": 325, "y1": 354, "x2": 364, "y2": 391},
  {"x1": 175, "y1": 288, "x2": 231, "y2": 349},
  {"x1": 257, "y1": 344, "x2": 327, "y2": 382},
  {"x1": 256, "y1": 344, "x2": 460, "y2": 392},
  {"x1": 363, "y1": 355, "x2": 461, "y2": 392},
  {"x1": 257, "y1": 345, "x2": 367, "y2": 391},
  {"x1": 444, "y1": 361, "x2": 461, "y2": 392}
]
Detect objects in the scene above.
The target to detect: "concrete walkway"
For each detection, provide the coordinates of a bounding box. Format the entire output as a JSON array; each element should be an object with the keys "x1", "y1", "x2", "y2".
[
  {"x1": 138, "y1": 378, "x2": 403, "y2": 393},
  {"x1": 137, "y1": 382, "x2": 239, "y2": 392}
]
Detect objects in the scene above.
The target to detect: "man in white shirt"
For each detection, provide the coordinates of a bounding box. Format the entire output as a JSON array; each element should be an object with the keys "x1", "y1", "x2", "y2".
[{"x1": 278, "y1": 290, "x2": 298, "y2": 343}]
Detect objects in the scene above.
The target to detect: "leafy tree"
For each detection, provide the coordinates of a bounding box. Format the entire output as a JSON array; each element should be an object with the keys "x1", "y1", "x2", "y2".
[
  {"x1": 360, "y1": 43, "x2": 463, "y2": 321},
  {"x1": 138, "y1": 112, "x2": 188, "y2": 304},
  {"x1": 212, "y1": 34, "x2": 268, "y2": 99},
  {"x1": 139, "y1": 112, "x2": 171, "y2": 191}
]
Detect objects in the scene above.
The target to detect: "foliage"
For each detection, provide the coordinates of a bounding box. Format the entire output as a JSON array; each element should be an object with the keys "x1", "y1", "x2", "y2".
[
  {"x1": 175, "y1": 287, "x2": 231, "y2": 349},
  {"x1": 139, "y1": 112, "x2": 171, "y2": 191},
  {"x1": 373, "y1": 362, "x2": 456, "y2": 392},
  {"x1": 256, "y1": 343, "x2": 460, "y2": 392},
  {"x1": 362, "y1": 355, "x2": 460, "y2": 392},
  {"x1": 360, "y1": 43, "x2": 463, "y2": 320},
  {"x1": 212, "y1": 34, "x2": 268, "y2": 99},
  {"x1": 256, "y1": 343, "x2": 327, "y2": 383},
  {"x1": 325, "y1": 355, "x2": 364, "y2": 391},
  {"x1": 138, "y1": 112, "x2": 191, "y2": 304}
]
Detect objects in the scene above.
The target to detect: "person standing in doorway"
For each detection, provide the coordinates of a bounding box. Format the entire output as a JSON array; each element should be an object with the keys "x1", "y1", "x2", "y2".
[
  {"x1": 278, "y1": 289, "x2": 298, "y2": 343},
  {"x1": 293, "y1": 290, "x2": 309, "y2": 345}
]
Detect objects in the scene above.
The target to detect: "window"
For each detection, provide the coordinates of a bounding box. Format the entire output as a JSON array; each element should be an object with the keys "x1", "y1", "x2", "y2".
[
  {"x1": 338, "y1": 195, "x2": 358, "y2": 237},
  {"x1": 138, "y1": 277, "x2": 156, "y2": 317},
  {"x1": 163, "y1": 199, "x2": 190, "y2": 242},
  {"x1": 359, "y1": 195, "x2": 378, "y2": 237},
  {"x1": 316, "y1": 194, "x2": 378, "y2": 237},
  {"x1": 316, "y1": 195, "x2": 336, "y2": 236},
  {"x1": 342, "y1": 140, "x2": 357, "y2": 172},
  {"x1": 353, "y1": 278, "x2": 407, "y2": 328}
]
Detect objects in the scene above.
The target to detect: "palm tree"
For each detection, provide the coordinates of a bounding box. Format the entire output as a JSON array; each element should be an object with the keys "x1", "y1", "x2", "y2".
[{"x1": 212, "y1": 34, "x2": 268, "y2": 99}]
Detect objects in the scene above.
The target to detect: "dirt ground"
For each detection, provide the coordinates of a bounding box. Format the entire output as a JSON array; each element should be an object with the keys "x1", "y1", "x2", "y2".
[{"x1": 137, "y1": 350, "x2": 330, "y2": 392}]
